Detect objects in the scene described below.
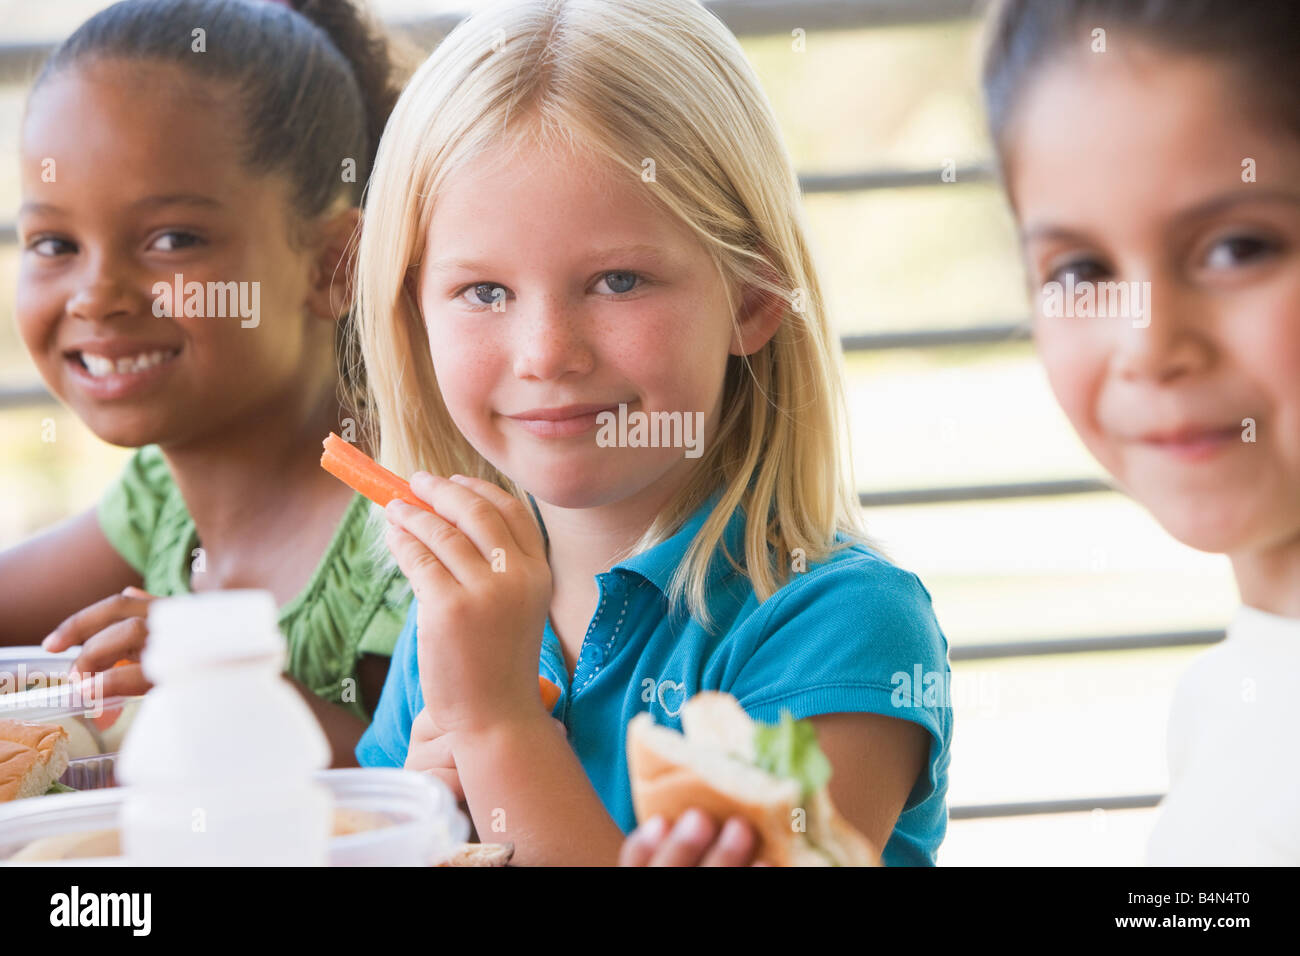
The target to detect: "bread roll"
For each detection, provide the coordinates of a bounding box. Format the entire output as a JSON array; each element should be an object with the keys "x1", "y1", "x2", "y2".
[
  {"x1": 0, "y1": 719, "x2": 70, "y2": 802},
  {"x1": 626, "y1": 694, "x2": 880, "y2": 866}
]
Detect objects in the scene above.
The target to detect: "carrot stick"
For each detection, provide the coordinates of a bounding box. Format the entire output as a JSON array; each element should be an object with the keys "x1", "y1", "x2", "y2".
[
  {"x1": 539, "y1": 676, "x2": 562, "y2": 711},
  {"x1": 320, "y1": 432, "x2": 437, "y2": 514}
]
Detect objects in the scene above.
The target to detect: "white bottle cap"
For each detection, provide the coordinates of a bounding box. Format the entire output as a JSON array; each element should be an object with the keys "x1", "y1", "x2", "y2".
[{"x1": 144, "y1": 590, "x2": 284, "y2": 683}]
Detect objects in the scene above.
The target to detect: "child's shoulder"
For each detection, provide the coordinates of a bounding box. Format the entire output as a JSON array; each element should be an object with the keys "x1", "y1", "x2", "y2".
[
  {"x1": 764, "y1": 533, "x2": 937, "y2": 618},
  {"x1": 729, "y1": 531, "x2": 947, "y2": 660}
]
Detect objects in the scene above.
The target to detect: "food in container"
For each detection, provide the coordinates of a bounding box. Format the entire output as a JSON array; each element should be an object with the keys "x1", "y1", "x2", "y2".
[
  {"x1": 0, "y1": 768, "x2": 470, "y2": 866},
  {"x1": 0, "y1": 648, "x2": 143, "y2": 766}
]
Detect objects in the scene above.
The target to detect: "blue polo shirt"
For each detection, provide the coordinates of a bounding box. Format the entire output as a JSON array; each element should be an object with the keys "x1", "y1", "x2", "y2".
[{"x1": 358, "y1": 490, "x2": 952, "y2": 866}]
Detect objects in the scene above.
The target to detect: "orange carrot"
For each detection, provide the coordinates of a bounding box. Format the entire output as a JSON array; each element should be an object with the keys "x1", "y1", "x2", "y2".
[
  {"x1": 320, "y1": 432, "x2": 437, "y2": 515},
  {"x1": 539, "y1": 676, "x2": 562, "y2": 711}
]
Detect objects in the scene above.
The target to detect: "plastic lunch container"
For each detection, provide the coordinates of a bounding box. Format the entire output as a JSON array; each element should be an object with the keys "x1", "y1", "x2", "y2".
[
  {"x1": 0, "y1": 647, "x2": 140, "y2": 789},
  {"x1": 0, "y1": 768, "x2": 470, "y2": 866}
]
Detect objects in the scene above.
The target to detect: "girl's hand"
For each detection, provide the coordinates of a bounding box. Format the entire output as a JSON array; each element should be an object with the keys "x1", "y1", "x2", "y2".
[
  {"x1": 405, "y1": 707, "x2": 570, "y2": 806},
  {"x1": 405, "y1": 707, "x2": 463, "y2": 801},
  {"x1": 383, "y1": 473, "x2": 551, "y2": 735},
  {"x1": 619, "y1": 810, "x2": 767, "y2": 866},
  {"x1": 41, "y1": 586, "x2": 155, "y2": 698}
]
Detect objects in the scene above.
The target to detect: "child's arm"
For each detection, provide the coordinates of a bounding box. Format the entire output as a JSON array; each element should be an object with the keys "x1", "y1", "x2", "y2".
[
  {"x1": 382, "y1": 472, "x2": 629, "y2": 862},
  {"x1": 811, "y1": 711, "x2": 929, "y2": 852},
  {"x1": 0, "y1": 508, "x2": 143, "y2": 646},
  {"x1": 452, "y1": 715, "x2": 629, "y2": 865}
]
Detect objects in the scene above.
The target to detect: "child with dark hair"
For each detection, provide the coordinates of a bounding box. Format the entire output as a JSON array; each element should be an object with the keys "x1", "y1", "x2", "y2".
[
  {"x1": 4, "y1": 0, "x2": 412, "y2": 765},
  {"x1": 983, "y1": 0, "x2": 1300, "y2": 863}
]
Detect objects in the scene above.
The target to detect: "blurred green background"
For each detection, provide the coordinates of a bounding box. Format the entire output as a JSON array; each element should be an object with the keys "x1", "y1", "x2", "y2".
[{"x1": 0, "y1": 0, "x2": 1236, "y2": 865}]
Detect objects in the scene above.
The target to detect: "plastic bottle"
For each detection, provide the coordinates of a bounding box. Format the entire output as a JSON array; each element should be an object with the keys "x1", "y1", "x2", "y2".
[{"x1": 118, "y1": 590, "x2": 332, "y2": 865}]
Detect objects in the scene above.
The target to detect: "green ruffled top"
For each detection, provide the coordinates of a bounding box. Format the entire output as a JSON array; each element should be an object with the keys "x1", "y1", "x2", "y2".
[{"x1": 96, "y1": 445, "x2": 411, "y2": 722}]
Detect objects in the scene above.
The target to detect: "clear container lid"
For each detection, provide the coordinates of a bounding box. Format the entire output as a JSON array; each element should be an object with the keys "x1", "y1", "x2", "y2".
[
  {"x1": 0, "y1": 648, "x2": 141, "y2": 760},
  {"x1": 0, "y1": 768, "x2": 470, "y2": 866},
  {"x1": 0, "y1": 646, "x2": 79, "y2": 698}
]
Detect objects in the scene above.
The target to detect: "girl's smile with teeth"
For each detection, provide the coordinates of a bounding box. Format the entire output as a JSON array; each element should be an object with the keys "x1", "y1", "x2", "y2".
[{"x1": 74, "y1": 348, "x2": 182, "y2": 377}]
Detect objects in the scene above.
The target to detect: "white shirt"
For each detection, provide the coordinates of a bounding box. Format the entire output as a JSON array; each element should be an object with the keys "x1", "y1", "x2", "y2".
[{"x1": 1146, "y1": 605, "x2": 1300, "y2": 865}]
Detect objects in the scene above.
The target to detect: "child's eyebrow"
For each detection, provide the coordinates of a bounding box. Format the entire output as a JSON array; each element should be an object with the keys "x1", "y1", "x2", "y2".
[
  {"x1": 18, "y1": 201, "x2": 62, "y2": 216},
  {"x1": 1019, "y1": 189, "x2": 1300, "y2": 247},
  {"x1": 18, "y1": 194, "x2": 224, "y2": 217},
  {"x1": 1018, "y1": 223, "x2": 1094, "y2": 246},
  {"x1": 1170, "y1": 188, "x2": 1300, "y2": 226},
  {"x1": 130, "y1": 194, "x2": 224, "y2": 211},
  {"x1": 426, "y1": 243, "x2": 672, "y2": 275}
]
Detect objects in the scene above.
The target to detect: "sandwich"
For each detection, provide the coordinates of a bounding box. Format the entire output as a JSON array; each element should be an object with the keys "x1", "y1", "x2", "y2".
[
  {"x1": 0, "y1": 719, "x2": 70, "y2": 802},
  {"x1": 626, "y1": 692, "x2": 879, "y2": 866}
]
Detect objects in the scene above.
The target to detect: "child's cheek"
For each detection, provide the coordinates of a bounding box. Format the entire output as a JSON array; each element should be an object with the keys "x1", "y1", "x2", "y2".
[
  {"x1": 1035, "y1": 324, "x2": 1112, "y2": 453},
  {"x1": 1240, "y1": 288, "x2": 1300, "y2": 471},
  {"x1": 13, "y1": 276, "x2": 62, "y2": 378}
]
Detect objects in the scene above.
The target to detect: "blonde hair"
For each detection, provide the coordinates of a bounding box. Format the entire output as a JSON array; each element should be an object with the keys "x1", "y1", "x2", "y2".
[{"x1": 352, "y1": 0, "x2": 868, "y2": 630}]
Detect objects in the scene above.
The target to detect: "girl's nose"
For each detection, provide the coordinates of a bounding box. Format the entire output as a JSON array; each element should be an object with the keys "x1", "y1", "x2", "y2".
[
  {"x1": 1110, "y1": 278, "x2": 1214, "y2": 384},
  {"x1": 66, "y1": 256, "x2": 136, "y2": 325},
  {"x1": 511, "y1": 294, "x2": 594, "y2": 380}
]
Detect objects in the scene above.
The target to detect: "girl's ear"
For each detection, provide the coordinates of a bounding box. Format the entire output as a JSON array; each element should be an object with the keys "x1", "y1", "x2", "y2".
[
  {"x1": 729, "y1": 256, "x2": 787, "y2": 357},
  {"x1": 305, "y1": 206, "x2": 362, "y2": 322}
]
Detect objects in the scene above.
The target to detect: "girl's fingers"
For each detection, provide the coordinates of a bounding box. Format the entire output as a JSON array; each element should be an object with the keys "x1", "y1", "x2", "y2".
[
  {"x1": 408, "y1": 473, "x2": 528, "y2": 566},
  {"x1": 698, "y1": 817, "x2": 759, "y2": 867},
  {"x1": 410, "y1": 707, "x2": 445, "y2": 745},
  {"x1": 647, "y1": 809, "x2": 718, "y2": 866},
  {"x1": 71, "y1": 617, "x2": 148, "y2": 676},
  {"x1": 384, "y1": 523, "x2": 456, "y2": 597},
  {"x1": 42, "y1": 589, "x2": 151, "y2": 652},
  {"x1": 404, "y1": 725, "x2": 462, "y2": 802},
  {"x1": 405, "y1": 733, "x2": 455, "y2": 772},
  {"x1": 619, "y1": 816, "x2": 668, "y2": 866},
  {"x1": 428, "y1": 768, "x2": 464, "y2": 803},
  {"x1": 385, "y1": 500, "x2": 483, "y2": 586},
  {"x1": 95, "y1": 662, "x2": 152, "y2": 699},
  {"x1": 443, "y1": 474, "x2": 547, "y2": 562}
]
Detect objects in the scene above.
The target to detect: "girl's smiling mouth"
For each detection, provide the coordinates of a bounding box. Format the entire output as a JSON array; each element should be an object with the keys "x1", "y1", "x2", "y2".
[
  {"x1": 1133, "y1": 423, "x2": 1244, "y2": 462},
  {"x1": 505, "y1": 400, "x2": 634, "y2": 438},
  {"x1": 62, "y1": 340, "x2": 183, "y2": 400}
]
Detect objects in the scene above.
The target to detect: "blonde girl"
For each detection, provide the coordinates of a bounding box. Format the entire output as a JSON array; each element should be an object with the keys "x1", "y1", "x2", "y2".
[{"x1": 355, "y1": 0, "x2": 951, "y2": 865}]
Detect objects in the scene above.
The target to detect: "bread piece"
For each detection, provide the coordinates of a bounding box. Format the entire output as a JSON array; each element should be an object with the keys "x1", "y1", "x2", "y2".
[
  {"x1": 628, "y1": 711, "x2": 804, "y2": 866},
  {"x1": 436, "y1": 842, "x2": 515, "y2": 866},
  {"x1": 0, "y1": 720, "x2": 70, "y2": 803},
  {"x1": 627, "y1": 695, "x2": 881, "y2": 867}
]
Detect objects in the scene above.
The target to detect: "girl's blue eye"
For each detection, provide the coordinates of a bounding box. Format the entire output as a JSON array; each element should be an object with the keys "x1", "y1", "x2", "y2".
[
  {"x1": 460, "y1": 282, "x2": 507, "y2": 307},
  {"x1": 1203, "y1": 234, "x2": 1277, "y2": 270},
  {"x1": 150, "y1": 231, "x2": 203, "y2": 252},
  {"x1": 596, "y1": 271, "x2": 640, "y2": 295}
]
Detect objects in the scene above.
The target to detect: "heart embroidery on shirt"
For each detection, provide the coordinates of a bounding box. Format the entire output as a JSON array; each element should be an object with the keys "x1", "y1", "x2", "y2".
[{"x1": 657, "y1": 679, "x2": 686, "y2": 718}]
